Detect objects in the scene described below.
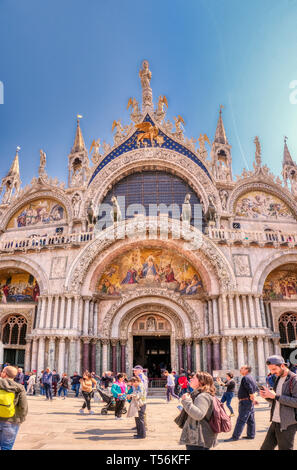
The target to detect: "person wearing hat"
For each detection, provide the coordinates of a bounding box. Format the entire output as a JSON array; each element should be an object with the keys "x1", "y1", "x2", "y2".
[{"x1": 260, "y1": 355, "x2": 297, "y2": 450}]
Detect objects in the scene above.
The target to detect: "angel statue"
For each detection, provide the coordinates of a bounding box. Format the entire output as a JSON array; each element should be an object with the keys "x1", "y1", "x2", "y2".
[
  {"x1": 135, "y1": 122, "x2": 159, "y2": 147},
  {"x1": 197, "y1": 134, "x2": 210, "y2": 156},
  {"x1": 127, "y1": 97, "x2": 141, "y2": 123},
  {"x1": 173, "y1": 115, "x2": 185, "y2": 140},
  {"x1": 89, "y1": 139, "x2": 101, "y2": 165},
  {"x1": 87, "y1": 201, "x2": 97, "y2": 226},
  {"x1": 157, "y1": 95, "x2": 168, "y2": 114},
  {"x1": 112, "y1": 120, "x2": 124, "y2": 145},
  {"x1": 102, "y1": 141, "x2": 112, "y2": 155}
]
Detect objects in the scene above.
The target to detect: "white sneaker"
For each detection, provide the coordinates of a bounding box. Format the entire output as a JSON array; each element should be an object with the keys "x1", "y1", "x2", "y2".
[{"x1": 79, "y1": 409, "x2": 84, "y2": 414}]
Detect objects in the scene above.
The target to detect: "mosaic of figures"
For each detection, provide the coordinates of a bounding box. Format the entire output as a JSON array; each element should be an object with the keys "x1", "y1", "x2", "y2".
[
  {"x1": 0, "y1": 270, "x2": 40, "y2": 303},
  {"x1": 263, "y1": 265, "x2": 297, "y2": 300},
  {"x1": 132, "y1": 314, "x2": 171, "y2": 333},
  {"x1": 97, "y1": 248, "x2": 204, "y2": 297},
  {"x1": 235, "y1": 191, "x2": 295, "y2": 220},
  {"x1": 7, "y1": 199, "x2": 66, "y2": 229}
]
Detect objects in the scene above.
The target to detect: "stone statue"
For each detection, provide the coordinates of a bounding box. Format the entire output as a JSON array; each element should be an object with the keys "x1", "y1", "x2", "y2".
[
  {"x1": 110, "y1": 196, "x2": 122, "y2": 223},
  {"x1": 139, "y1": 60, "x2": 152, "y2": 90},
  {"x1": 89, "y1": 139, "x2": 101, "y2": 165},
  {"x1": 147, "y1": 317, "x2": 156, "y2": 331},
  {"x1": 218, "y1": 161, "x2": 229, "y2": 180},
  {"x1": 102, "y1": 141, "x2": 112, "y2": 155},
  {"x1": 87, "y1": 201, "x2": 97, "y2": 226},
  {"x1": 72, "y1": 193, "x2": 81, "y2": 218},
  {"x1": 173, "y1": 116, "x2": 185, "y2": 141},
  {"x1": 127, "y1": 97, "x2": 141, "y2": 123},
  {"x1": 254, "y1": 136, "x2": 261, "y2": 167},
  {"x1": 38, "y1": 149, "x2": 47, "y2": 177},
  {"x1": 182, "y1": 193, "x2": 191, "y2": 223},
  {"x1": 112, "y1": 120, "x2": 124, "y2": 145},
  {"x1": 219, "y1": 189, "x2": 228, "y2": 211},
  {"x1": 205, "y1": 195, "x2": 217, "y2": 224}
]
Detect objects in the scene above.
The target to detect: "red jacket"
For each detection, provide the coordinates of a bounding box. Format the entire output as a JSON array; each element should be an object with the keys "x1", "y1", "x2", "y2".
[{"x1": 178, "y1": 376, "x2": 188, "y2": 389}]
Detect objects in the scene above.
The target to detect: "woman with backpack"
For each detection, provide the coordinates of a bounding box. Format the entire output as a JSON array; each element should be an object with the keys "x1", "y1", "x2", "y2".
[{"x1": 179, "y1": 371, "x2": 218, "y2": 450}]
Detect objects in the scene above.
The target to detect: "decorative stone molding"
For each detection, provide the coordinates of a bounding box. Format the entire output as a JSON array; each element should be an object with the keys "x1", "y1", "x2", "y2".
[
  {"x1": 0, "y1": 188, "x2": 73, "y2": 232},
  {"x1": 228, "y1": 180, "x2": 297, "y2": 219},
  {"x1": 65, "y1": 217, "x2": 236, "y2": 293},
  {"x1": 86, "y1": 147, "x2": 221, "y2": 213}
]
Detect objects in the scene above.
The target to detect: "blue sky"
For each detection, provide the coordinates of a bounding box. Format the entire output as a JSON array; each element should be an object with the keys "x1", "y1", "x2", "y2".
[{"x1": 1, "y1": 0, "x2": 297, "y2": 186}]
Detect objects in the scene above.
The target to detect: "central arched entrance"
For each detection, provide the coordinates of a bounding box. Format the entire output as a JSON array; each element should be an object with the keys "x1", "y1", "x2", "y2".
[{"x1": 131, "y1": 313, "x2": 173, "y2": 377}]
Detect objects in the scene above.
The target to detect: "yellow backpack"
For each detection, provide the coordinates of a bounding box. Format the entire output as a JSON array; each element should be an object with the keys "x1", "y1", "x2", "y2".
[{"x1": 0, "y1": 390, "x2": 15, "y2": 418}]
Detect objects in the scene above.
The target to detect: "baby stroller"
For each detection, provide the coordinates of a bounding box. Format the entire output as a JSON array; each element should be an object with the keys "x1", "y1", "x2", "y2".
[{"x1": 98, "y1": 387, "x2": 127, "y2": 415}]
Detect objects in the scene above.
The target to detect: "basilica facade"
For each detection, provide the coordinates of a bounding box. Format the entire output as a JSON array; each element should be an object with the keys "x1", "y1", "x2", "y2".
[{"x1": 0, "y1": 61, "x2": 297, "y2": 380}]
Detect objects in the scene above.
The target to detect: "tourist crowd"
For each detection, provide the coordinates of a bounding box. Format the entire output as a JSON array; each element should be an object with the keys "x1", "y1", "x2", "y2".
[{"x1": 0, "y1": 356, "x2": 297, "y2": 450}]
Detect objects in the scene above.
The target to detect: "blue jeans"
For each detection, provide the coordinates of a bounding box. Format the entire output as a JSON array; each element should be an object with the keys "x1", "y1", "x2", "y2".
[
  {"x1": 166, "y1": 386, "x2": 179, "y2": 402},
  {"x1": 58, "y1": 387, "x2": 68, "y2": 397},
  {"x1": 43, "y1": 383, "x2": 52, "y2": 400},
  {"x1": 221, "y1": 392, "x2": 234, "y2": 414},
  {"x1": 232, "y1": 400, "x2": 255, "y2": 439},
  {"x1": 0, "y1": 422, "x2": 20, "y2": 450},
  {"x1": 72, "y1": 383, "x2": 80, "y2": 397}
]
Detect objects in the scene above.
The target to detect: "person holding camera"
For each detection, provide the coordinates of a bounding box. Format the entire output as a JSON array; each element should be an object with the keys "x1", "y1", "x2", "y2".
[{"x1": 259, "y1": 355, "x2": 297, "y2": 450}]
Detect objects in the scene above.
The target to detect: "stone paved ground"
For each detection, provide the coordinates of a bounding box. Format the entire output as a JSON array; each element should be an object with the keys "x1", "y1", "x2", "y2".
[{"x1": 14, "y1": 394, "x2": 296, "y2": 450}]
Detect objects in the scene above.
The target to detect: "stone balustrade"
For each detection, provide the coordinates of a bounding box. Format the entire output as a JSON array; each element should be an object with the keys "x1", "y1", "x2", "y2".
[
  {"x1": 208, "y1": 227, "x2": 297, "y2": 246},
  {"x1": 0, "y1": 231, "x2": 94, "y2": 252}
]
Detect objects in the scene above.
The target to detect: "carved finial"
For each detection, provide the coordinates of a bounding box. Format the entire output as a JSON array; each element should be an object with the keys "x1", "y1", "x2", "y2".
[{"x1": 254, "y1": 136, "x2": 261, "y2": 167}]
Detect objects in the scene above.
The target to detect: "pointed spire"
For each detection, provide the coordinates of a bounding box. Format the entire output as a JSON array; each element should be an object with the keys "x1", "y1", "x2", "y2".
[
  {"x1": 8, "y1": 147, "x2": 20, "y2": 176},
  {"x1": 283, "y1": 136, "x2": 295, "y2": 166},
  {"x1": 72, "y1": 115, "x2": 86, "y2": 153},
  {"x1": 214, "y1": 105, "x2": 228, "y2": 145}
]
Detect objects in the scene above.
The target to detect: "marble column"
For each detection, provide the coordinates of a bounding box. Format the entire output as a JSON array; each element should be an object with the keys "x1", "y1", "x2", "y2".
[
  {"x1": 247, "y1": 336, "x2": 255, "y2": 371},
  {"x1": 220, "y1": 337, "x2": 228, "y2": 370},
  {"x1": 93, "y1": 302, "x2": 98, "y2": 337},
  {"x1": 111, "y1": 339, "x2": 118, "y2": 373},
  {"x1": 206, "y1": 339, "x2": 212, "y2": 373},
  {"x1": 82, "y1": 338, "x2": 90, "y2": 372},
  {"x1": 69, "y1": 338, "x2": 77, "y2": 376},
  {"x1": 120, "y1": 340, "x2": 127, "y2": 373},
  {"x1": 263, "y1": 336, "x2": 270, "y2": 361},
  {"x1": 77, "y1": 339, "x2": 82, "y2": 374},
  {"x1": 257, "y1": 336, "x2": 266, "y2": 381},
  {"x1": 235, "y1": 295, "x2": 243, "y2": 328},
  {"x1": 31, "y1": 338, "x2": 38, "y2": 371},
  {"x1": 35, "y1": 297, "x2": 42, "y2": 329},
  {"x1": 65, "y1": 296, "x2": 72, "y2": 330},
  {"x1": 194, "y1": 340, "x2": 201, "y2": 372},
  {"x1": 58, "y1": 337, "x2": 66, "y2": 374},
  {"x1": 254, "y1": 295, "x2": 263, "y2": 328},
  {"x1": 228, "y1": 295, "x2": 236, "y2": 328},
  {"x1": 273, "y1": 337, "x2": 282, "y2": 356},
  {"x1": 73, "y1": 296, "x2": 80, "y2": 331},
  {"x1": 48, "y1": 337, "x2": 56, "y2": 370},
  {"x1": 202, "y1": 339, "x2": 208, "y2": 372},
  {"x1": 39, "y1": 297, "x2": 47, "y2": 329},
  {"x1": 90, "y1": 340, "x2": 96, "y2": 373},
  {"x1": 213, "y1": 297, "x2": 220, "y2": 334},
  {"x1": 24, "y1": 339, "x2": 32, "y2": 372},
  {"x1": 186, "y1": 339, "x2": 192, "y2": 371},
  {"x1": 58, "y1": 297, "x2": 66, "y2": 329},
  {"x1": 227, "y1": 336, "x2": 235, "y2": 369},
  {"x1": 89, "y1": 301, "x2": 94, "y2": 335},
  {"x1": 96, "y1": 341, "x2": 102, "y2": 375},
  {"x1": 102, "y1": 339, "x2": 109, "y2": 372},
  {"x1": 237, "y1": 337, "x2": 245, "y2": 369},
  {"x1": 52, "y1": 296, "x2": 60, "y2": 329},
  {"x1": 83, "y1": 298, "x2": 90, "y2": 336},
  {"x1": 248, "y1": 296, "x2": 256, "y2": 328},
  {"x1": 241, "y1": 295, "x2": 249, "y2": 327},
  {"x1": 37, "y1": 336, "x2": 45, "y2": 373},
  {"x1": 177, "y1": 340, "x2": 184, "y2": 372},
  {"x1": 207, "y1": 300, "x2": 213, "y2": 335},
  {"x1": 45, "y1": 295, "x2": 53, "y2": 329},
  {"x1": 212, "y1": 337, "x2": 221, "y2": 371}
]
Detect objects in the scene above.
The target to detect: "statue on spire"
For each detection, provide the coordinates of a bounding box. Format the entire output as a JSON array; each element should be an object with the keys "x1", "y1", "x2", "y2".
[
  {"x1": 139, "y1": 60, "x2": 153, "y2": 111},
  {"x1": 38, "y1": 149, "x2": 47, "y2": 177},
  {"x1": 253, "y1": 136, "x2": 262, "y2": 168}
]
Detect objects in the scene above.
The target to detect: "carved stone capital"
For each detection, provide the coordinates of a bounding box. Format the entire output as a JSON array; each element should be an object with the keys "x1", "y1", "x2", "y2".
[
  {"x1": 110, "y1": 339, "x2": 118, "y2": 347},
  {"x1": 101, "y1": 338, "x2": 110, "y2": 346},
  {"x1": 212, "y1": 336, "x2": 221, "y2": 345}
]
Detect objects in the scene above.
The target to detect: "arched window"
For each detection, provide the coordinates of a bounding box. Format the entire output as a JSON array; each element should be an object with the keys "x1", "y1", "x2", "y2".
[
  {"x1": 1, "y1": 315, "x2": 27, "y2": 345},
  {"x1": 278, "y1": 313, "x2": 297, "y2": 344}
]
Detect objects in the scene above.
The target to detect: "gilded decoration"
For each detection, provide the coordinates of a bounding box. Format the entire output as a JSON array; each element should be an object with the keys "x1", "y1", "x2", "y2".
[
  {"x1": 263, "y1": 264, "x2": 297, "y2": 301},
  {"x1": 235, "y1": 191, "x2": 295, "y2": 220},
  {"x1": 0, "y1": 269, "x2": 40, "y2": 303},
  {"x1": 97, "y1": 247, "x2": 204, "y2": 298},
  {"x1": 7, "y1": 198, "x2": 66, "y2": 229}
]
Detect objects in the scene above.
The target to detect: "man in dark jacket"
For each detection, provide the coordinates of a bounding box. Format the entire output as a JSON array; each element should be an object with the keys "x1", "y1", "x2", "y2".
[
  {"x1": 260, "y1": 355, "x2": 297, "y2": 450},
  {"x1": 52, "y1": 370, "x2": 60, "y2": 397},
  {"x1": 70, "y1": 372, "x2": 82, "y2": 397},
  {"x1": 224, "y1": 365, "x2": 259, "y2": 441},
  {"x1": 14, "y1": 368, "x2": 24, "y2": 385},
  {"x1": 0, "y1": 366, "x2": 28, "y2": 450}
]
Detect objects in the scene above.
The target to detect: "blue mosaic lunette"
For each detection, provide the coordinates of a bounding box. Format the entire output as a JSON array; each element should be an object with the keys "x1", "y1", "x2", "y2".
[{"x1": 88, "y1": 114, "x2": 212, "y2": 186}]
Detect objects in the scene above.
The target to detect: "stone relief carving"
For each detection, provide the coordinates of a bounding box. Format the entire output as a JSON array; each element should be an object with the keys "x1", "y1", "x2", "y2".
[
  {"x1": 50, "y1": 257, "x2": 68, "y2": 279},
  {"x1": 232, "y1": 254, "x2": 252, "y2": 277}
]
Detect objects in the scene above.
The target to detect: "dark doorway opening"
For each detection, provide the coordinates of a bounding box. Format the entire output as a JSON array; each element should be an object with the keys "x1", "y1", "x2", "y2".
[
  {"x1": 133, "y1": 336, "x2": 171, "y2": 378},
  {"x1": 3, "y1": 348, "x2": 25, "y2": 369}
]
